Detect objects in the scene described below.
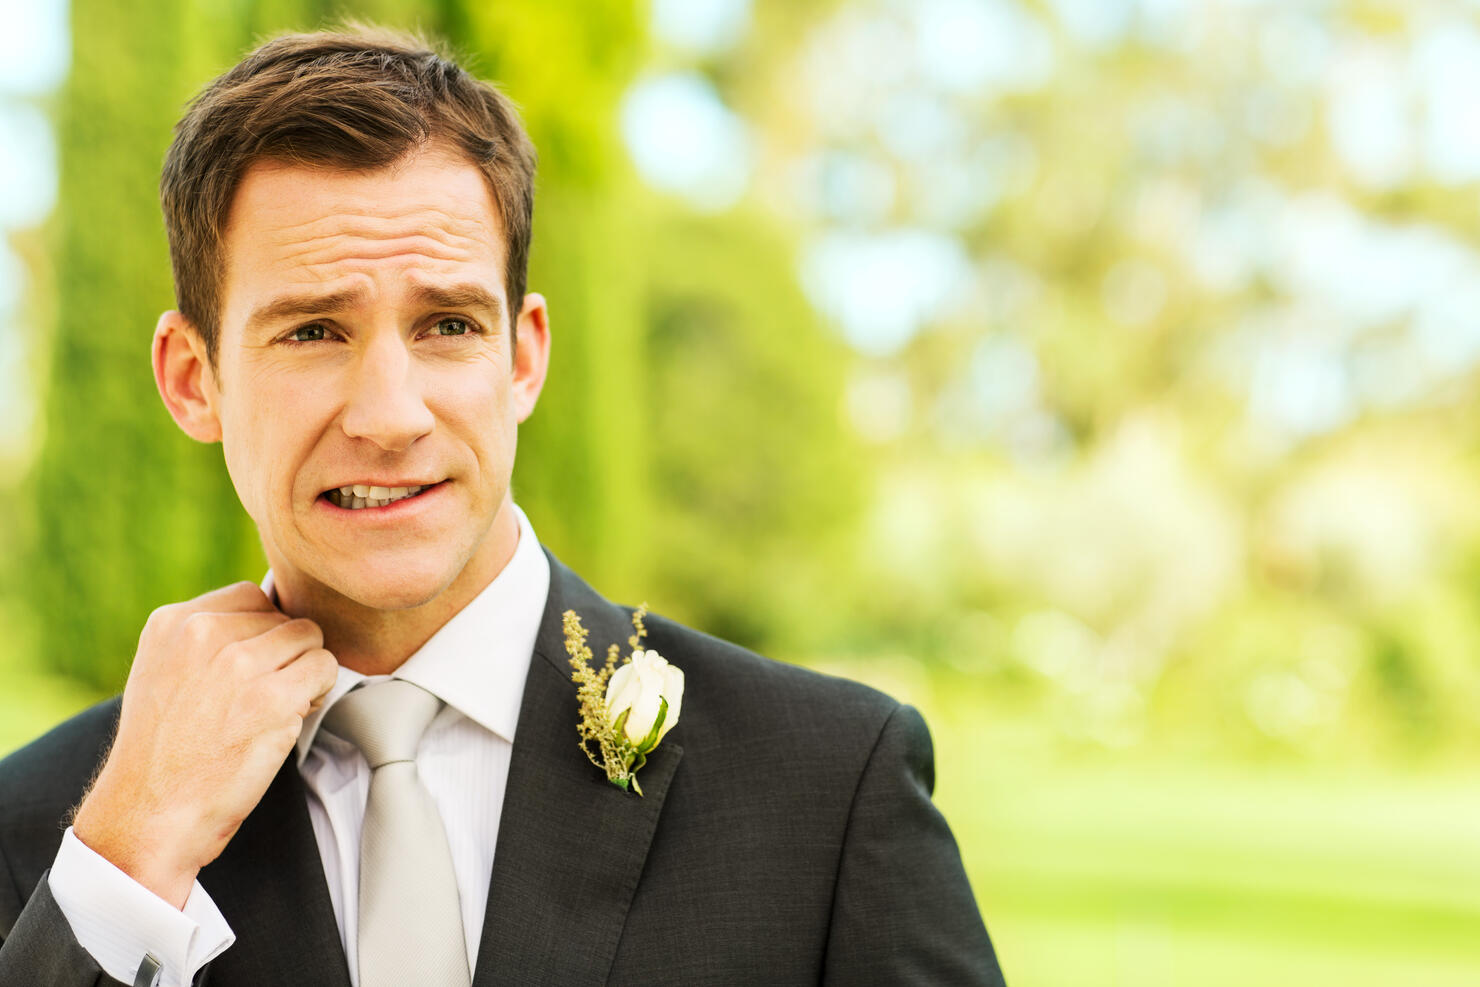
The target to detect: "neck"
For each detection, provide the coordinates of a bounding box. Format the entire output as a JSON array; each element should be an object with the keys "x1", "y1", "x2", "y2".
[{"x1": 271, "y1": 504, "x2": 521, "y2": 676}]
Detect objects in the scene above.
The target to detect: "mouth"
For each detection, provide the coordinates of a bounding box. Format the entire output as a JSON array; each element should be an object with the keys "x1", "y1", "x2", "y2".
[{"x1": 321, "y1": 481, "x2": 442, "y2": 510}]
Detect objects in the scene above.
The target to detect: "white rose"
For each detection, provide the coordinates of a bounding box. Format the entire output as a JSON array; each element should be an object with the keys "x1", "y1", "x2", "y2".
[{"x1": 605, "y1": 648, "x2": 684, "y2": 753}]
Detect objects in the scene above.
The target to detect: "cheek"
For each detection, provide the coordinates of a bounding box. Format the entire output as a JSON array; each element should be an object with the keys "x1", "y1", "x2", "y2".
[
  {"x1": 218, "y1": 430, "x2": 261, "y2": 523},
  {"x1": 428, "y1": 366, "x2": 515, "y2": 447},
  {"x1": 218, "y1": 413, "x2": 280, "y2": 523},
  {"x1": 218, "y1": 375, "x2": 324, "y2": 517}
]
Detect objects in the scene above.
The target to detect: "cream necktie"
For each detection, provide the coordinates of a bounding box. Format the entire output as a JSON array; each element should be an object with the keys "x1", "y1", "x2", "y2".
[{"x1": 323, "y1": 680, "x2": 472, "y2": 987}]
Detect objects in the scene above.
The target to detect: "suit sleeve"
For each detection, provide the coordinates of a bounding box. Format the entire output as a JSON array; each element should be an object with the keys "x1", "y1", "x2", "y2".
[
  {"x1": 45, "y1": 827, "x2": 234, "y2": 986},
  {"x1": 0, "y1": 867, "x2": 131, "y2": 987},
  {"x1": 821, "y1": 704, "x2": 1007, "y2": 987}
]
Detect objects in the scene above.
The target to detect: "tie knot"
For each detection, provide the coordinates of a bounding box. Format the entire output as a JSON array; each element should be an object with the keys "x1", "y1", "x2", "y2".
[{"x1": 322, "y1": 679, "x2": 443, "y2": 769}]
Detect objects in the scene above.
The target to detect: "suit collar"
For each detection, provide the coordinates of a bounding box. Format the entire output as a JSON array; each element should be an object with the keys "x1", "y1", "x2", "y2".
[{"x1": 472, "y1": 551, "x2": 683, "y2": 984}]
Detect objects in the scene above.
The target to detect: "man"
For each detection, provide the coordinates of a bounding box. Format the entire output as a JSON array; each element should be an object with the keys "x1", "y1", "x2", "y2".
[{"x1": 0, "y1": 26, "x2": 1003, "y2": 987}]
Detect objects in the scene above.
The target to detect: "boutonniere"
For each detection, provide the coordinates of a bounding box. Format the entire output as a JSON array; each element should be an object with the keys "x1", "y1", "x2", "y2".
[{"x1": 565, "y1": 604, "x2": 684, "y2": 796}]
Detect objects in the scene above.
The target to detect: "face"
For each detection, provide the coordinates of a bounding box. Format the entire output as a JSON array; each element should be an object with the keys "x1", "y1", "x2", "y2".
[{"x1": 156, "y1": 145, "x2": 549, "y2": 613}]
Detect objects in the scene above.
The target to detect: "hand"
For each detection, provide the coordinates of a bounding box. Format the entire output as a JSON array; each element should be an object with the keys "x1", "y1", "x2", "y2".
[{"x1": 72, "y1": 582, "x2": 339, "y2": 908}]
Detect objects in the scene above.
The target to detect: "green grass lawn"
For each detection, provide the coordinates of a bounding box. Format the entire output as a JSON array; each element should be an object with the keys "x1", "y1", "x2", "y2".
[
  {"x1": 932, "y1": 725, "x2": 1480, "y2": 986},
  {"x1": 7, "y1": 653, "x2": 1479, "y2": 987}
]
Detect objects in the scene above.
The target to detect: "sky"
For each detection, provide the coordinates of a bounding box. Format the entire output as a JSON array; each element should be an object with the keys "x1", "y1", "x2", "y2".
[{"x1": 0, "y1": 0, "x2": 64, "y2": 460}]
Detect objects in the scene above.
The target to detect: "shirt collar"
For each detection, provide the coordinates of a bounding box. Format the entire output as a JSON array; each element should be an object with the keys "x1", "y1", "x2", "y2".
[{"x1": 269, "y1": 504, "x2": 550, "y2": 766}]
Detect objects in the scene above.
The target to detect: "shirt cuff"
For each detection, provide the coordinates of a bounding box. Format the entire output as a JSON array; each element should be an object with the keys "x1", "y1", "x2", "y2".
[{"x1": 48, "y1": 826, "x2": 236, "y2": 987}]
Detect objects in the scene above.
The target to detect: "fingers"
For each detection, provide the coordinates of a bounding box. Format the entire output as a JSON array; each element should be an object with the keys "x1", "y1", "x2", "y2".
[
  {"x1": 242, "y1": 621, "x2": 338, "y2": 714},
  {"x1": 142, "y1": 582, "x2": 281, "y2": 650},
  {"x1": 191, "y1": 580, "x2": 278, "y2": 614},
  {"x1": 232, "y1": 617, "x2": 326, "y2": 671},
  {"x1": 280, "y1": 647, "x2": 340, "y2": 715},
  {"x1": 151, "y1": 582, "x2": 339, "y2": 714},
  {"x1": 180, "y1": 611, "x2": 290, "y2": 657}
]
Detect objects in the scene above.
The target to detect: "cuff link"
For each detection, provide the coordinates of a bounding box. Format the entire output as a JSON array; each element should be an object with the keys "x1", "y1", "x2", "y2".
[{"x1": 134, "y1": 952, "x2": 162, "y2": 987}]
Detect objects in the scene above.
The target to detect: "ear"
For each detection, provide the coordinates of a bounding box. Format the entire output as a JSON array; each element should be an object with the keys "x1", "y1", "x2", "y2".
[
  {"x1": 152, "y1": 310, "x2": 222, "y2": 442},
  {"x1": 511, "y1": 292, "x2": 551, "y2": 424}
]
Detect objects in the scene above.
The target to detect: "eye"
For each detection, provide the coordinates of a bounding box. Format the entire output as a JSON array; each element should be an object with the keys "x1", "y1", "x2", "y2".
[
  {"x1": 287, "y1": 323, "x2": 330, "y2": 343},
  {"x1": 430, "y1": 317, "x2": 473, "y2": 337}
]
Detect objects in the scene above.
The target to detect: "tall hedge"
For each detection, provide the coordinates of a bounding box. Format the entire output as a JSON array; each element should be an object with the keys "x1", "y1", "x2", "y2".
[{"x1": 27, "y1": 0, "x2": 264, "y2": 688}]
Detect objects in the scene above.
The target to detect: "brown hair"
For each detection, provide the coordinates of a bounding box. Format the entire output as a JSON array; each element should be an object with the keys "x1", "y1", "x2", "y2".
[{"x1": 160, "y1": 25, "x2": 537, "y2": 364}]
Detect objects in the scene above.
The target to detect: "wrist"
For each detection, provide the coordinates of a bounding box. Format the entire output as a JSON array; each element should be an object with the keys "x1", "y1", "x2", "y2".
[{"x1": 74, "y1": 773, "x2": 203, "y2": 909}]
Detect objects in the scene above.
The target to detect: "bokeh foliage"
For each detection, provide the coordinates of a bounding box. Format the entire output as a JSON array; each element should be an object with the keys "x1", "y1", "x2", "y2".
[
  {"x1": 20, "y1": 0, "x2": 859, "y2": 690},
  {"x1": 11, "y1": 1, "x2": 1480, "y2": 983},
  {"x1": 26, "y1": 0, "x2": 262, "y2": 686}
]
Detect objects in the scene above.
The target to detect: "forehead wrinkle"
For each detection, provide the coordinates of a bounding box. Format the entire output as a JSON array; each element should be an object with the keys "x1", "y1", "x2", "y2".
[
  {"x1": 264, "y1": 206, "x2": 494, "y2": 251},
  {"x1": 223, "y1": 160, "x2": 510, "y2": 332},
  {"x1": 285, "y1": 237, "x2": 487, "y2": 276},
  {"x1": 267, "y1": 218, "x2": 502, "y2": 278}
]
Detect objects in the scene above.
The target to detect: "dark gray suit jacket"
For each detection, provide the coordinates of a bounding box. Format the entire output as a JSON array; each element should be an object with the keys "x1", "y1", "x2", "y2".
[{"x1": 0, "y1": 554, "x2": 1004, "y2": 985}]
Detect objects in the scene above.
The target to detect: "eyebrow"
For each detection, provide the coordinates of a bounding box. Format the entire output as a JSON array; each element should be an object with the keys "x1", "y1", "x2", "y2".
[
  {"x1": 244, "y1": 282, "x2": 506, "y2": 333},
  {"x1": 409, "y1": 284, "x2": 505, "y2": 325},
  {"x1": 244, "y1": 287, "x2": 368, "y2": 334}
]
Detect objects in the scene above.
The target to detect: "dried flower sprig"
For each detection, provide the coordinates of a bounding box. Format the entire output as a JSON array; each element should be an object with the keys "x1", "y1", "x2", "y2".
[{"x1": 566, "y1": 604, "x2": 684, "y2": 796}]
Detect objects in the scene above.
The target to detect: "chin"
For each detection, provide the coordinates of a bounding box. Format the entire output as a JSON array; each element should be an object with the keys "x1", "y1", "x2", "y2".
[{"x1": 315, "y1": 559, "x2": 464, "y2": 612}]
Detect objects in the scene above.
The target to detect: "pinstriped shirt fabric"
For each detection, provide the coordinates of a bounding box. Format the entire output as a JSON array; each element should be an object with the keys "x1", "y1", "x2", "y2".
[{"x1": 45, "y1": 505, "x2": 550, "y2": 987}]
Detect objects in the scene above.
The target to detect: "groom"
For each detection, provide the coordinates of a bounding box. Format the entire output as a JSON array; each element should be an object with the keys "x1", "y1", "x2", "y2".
[{"x1": 0, "y1": 26, "x2": 1003, "y2": 987}]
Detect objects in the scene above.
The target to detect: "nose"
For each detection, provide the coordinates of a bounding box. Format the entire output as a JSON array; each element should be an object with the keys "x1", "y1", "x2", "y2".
[{"x1": 340, "y1": 333, "x2": 435, "y2": 452}]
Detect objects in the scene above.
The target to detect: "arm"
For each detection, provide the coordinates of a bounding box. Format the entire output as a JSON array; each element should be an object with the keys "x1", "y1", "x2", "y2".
[
  {"x1": 821, "y1": 704, "x2": 1006, "y2": 987},
  {"x1": 72, "y1": 583, "x2": 335, "y2": 909},
  {"x1": 44, "y1": 827, "x2": 233, "y2": 986},
  {"x1": 0, "y1": 866, "x2": 130, "y2": 987},
  {"x1": 0, "y1": 582, "x2": 336, "y2": 986},
  {"x1": 0, "y1": 870, "x2": 130, "y2": 987},
  {"x1": 0, "y1": 772, "x2": 234, "y2": 987}
]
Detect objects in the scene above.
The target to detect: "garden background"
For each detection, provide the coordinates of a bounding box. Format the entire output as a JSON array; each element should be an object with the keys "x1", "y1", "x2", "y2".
[{"x1": 3, "y1": 0, "x2": 1480, "y2": 983}]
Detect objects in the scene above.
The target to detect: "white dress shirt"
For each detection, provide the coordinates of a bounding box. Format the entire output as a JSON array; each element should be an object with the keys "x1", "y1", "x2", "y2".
[{"x1": 47, "y1": 505, "x2": 550, "y2": 987}]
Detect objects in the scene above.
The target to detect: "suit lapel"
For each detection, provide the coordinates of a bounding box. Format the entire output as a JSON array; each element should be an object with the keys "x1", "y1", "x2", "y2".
[
  {"x1": 198, "y1": 758, "x2": 351, "y2": 987},
  {"x1": 472, "y1": 554, "x2": 683, "y2": 986}
]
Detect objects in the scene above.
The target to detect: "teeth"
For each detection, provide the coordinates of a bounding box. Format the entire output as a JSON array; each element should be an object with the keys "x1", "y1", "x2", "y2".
[{"x1": 329, "y1": 484, "x2": 429, "y2": 509}]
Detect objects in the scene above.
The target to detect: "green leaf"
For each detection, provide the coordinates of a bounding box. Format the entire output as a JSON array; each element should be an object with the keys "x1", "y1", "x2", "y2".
[{"x1": 635, "y1": 697, "x2": 668, "y2": 754}]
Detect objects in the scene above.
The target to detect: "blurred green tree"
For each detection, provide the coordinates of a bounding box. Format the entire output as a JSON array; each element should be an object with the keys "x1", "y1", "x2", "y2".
[
  {"x1": 26, "y1": 0, "x2": 263, "y2": 688},
  {"x1": 23, "y1": 0, "x2": 860, "y2": 687}
]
